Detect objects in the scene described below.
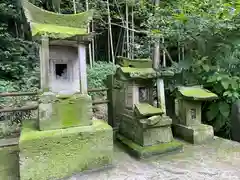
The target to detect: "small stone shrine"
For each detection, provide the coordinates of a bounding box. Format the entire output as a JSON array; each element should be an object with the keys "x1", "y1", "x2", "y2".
[
  {"x1": 173, "y1": 86, "x2": 218, "y2": 144},
  {"x1": 114, "y1": 57, "x2": 183, "y2": 158},
  {"x1": 19, "y1": 1, "x2": 113, "y2": 180}
]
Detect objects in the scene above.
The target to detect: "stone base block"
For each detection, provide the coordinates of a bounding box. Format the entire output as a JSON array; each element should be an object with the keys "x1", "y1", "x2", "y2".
[
  {"x1": 0, "y1": 138, "x2": 19, "y2": 180},
  {"x1": 119, "y1": 116, "x2": 173, "y2": 146},
  {"x1": 172, "y1": 123, "x2": 214, "y2": 144},
  {"x1": 39, "y1": 93, "x2": 93, "y2": 131},
  {"x1": 19, "y1": 120, "x2": 113, "y2": 180},
  {"x1": 117, "y1": 134, "x2": 183, "y2": 158}
]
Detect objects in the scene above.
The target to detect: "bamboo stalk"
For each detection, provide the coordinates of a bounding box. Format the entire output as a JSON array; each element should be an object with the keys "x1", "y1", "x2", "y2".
[
  {"x1": 126, "y1": 1, "x2": 130, "y2": 58},
  {"x1": 107, "y1": 0, "x2": 115, "y2": 64},
  {"x1": 86, "y1": 0, "x2": 93, "y2": 68},
  {"x1": 131, "y1": 5, "x2": 134, "y2": 59}
]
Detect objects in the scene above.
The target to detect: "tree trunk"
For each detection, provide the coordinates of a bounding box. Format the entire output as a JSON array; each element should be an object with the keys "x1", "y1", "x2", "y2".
[
  {"x1": 126, "y1": 1, "x2": 130, "y2": 58},
  {"x1": 86, "y1": 0, "x2": 93, "y2": 68},
  {"x1": 107, "y1": 0, "x2": 115, "y2": 64}
]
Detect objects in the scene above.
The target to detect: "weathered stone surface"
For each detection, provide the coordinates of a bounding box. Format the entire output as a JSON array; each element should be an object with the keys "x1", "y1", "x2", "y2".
[
  {"x1": 19, "y1": 119, "x2": 113, "y2": 180},
  {"x1": 67, "y1": 137, "x2": 240, "y2": 180},
  {"x1": 0, "y1": 138, "x2": 19, "y2": 180},
  {"x1": 119, "y1": 118, "x2": 173, "y2": 146},
  {"x1": 177, "y1": 100, "x2": 202, "y2": 126},
  {"x1": 39, "y1": 93, "x2": 93, "y2": 130},
  {"x1": 117, "y1": 134, "x2": 182, "y2": 158},
  {"x1": 173, "y1": 123, "x2": 214, "y2": 144},
  {"x1": 143, "y1": 127, "x2": 173, "y2": 145},
  {"x1": 231, "y1": 100, "x2": 240, "y2": 142}
]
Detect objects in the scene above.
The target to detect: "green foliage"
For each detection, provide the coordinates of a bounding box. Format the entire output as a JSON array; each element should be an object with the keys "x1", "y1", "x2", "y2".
[
  {"x1": 87, "y1": 61, "x2": 116, "y2": 88},
  {"x1": 139, "y1": 0, "x2": 240, "y2": 138},
  {"x1": 87, "y1": 61, "x2": 116, "y2": 96}
]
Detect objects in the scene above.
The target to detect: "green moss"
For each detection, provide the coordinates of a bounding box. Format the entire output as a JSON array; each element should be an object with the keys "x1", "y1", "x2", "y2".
[
  {"x1": 117, "y1": 67, "x2": 158, "y2": 79},
  {"x1": 116, "y1": 56, "x2": 152, "y2": 68},
  {"x1": 117, "y1": 134, "x2": 183, "y2": 158},
  {"x1": 39, "y1": 94, "x2": 93, "y2": 130},
  {"x1": 19, "y1": 119, "x2": 113, "y2": 180},
  {"x1": 21, "y1": 0, "x2": 93, "y2": 38},
  {"x1": 0, "y1": 143, "x2": 19, "y2": 180},
  {"x1": 135, "y1": 103, "x2": 163, "y2": 117},
  {"x1": 31, "y1": 22, "x2": 87, "y2": 38},
  {"x1": 177, "y1": 86, "x2": 218, "y2": 101}
]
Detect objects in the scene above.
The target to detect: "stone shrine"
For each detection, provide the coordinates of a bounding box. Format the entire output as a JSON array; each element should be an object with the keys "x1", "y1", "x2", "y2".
[
  {"x1": 19, "y1": 1, "x2": 113, "y2": 180},
  {"x1": 173, "y1": 86, "x2": 218, "y2": 144},
  {"x1": 114, "y1": 57, "x2": 183, "y2": 158}
]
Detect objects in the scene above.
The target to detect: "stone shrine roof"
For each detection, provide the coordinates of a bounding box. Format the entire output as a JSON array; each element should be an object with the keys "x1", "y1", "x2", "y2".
[
  {"x1": 176, "y1": 86, "x2": 218, "y2": 101},
  {"x1": 115, "y1": 67, "x2": 174, "y2": 80},
  {"x1": 116, "y1": 56, "x2": 152, "y2": 68},
  {"x1": 21, "y1": 0, "x2": 93, "y2": 39}
]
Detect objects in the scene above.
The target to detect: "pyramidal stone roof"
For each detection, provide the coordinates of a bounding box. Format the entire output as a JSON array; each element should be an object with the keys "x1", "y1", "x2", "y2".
[{"x1": 21, "y1": 0, "x2": 94, "y2": 39}]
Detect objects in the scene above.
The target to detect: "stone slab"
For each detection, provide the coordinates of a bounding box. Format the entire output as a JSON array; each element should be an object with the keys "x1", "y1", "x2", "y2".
[
  {"x1": 172, "y1": 123, "x2": 214, "y2": 144},
  {"x1": 0, "y1": 138, "x2": 19, "y2": 180},
  {"x1": 19, "y1": 120, "x2": 113, "y2": 180},
  {"x1": 117, "y1": 134, "x2": 183, "y2": 158},
  {"x1": 39, "y1": 93, "x2": 93, "y2": 130}
]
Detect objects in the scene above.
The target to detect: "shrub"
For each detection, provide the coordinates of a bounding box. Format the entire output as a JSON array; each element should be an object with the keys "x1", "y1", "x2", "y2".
[{"x1": 87, "y1": 61, "x2": 116, "y2": 96}]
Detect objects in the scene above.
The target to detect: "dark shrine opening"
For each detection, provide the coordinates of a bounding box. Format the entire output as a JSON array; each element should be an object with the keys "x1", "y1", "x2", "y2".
[{"x1": 55, "y1": 64, "x2": 67, "y2": 77}]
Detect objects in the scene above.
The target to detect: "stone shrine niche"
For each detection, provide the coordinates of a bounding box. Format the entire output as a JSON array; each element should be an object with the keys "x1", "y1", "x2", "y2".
[{"x1": 49, "y1": 45, "x2": 79, "y2": 93}]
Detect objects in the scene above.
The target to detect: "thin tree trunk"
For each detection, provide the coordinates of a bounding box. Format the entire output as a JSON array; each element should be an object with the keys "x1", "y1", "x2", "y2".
[
  {"x1": 131, "y1": 5, "x2": 134, "y2": 59},
  {"x1": 126, "y1": 1, "x2": 130, "y2": 58},
  {"x1": 86, "y1": 0, "x2": 93, "y2": 68},
  {"x1": 153, "y1": 0, "x2": 166, "y2": 114},
  {"x1": 122, "y1": 28, "x2": 126, "y2": 56},
  {"x1": 162, "y1": 37, "x2": 166, "y2": 67},
  {"x1": 92, "y1": 20, "x2": 95, "y2": 65},
  {"x1": 108, "y1": 29, "x2": 111, "y2": 62},
  {"x1": 107, "y1": 0, "x2": 115, "y2": 64},
  {"x1": 73, "y1": 0, "x2": 76, "y2": 13}
]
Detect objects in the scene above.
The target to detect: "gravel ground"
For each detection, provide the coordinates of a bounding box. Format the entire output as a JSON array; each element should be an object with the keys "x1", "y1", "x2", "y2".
[{"x1": 66, "y1": 137, "x2": 240, "y2": 180}]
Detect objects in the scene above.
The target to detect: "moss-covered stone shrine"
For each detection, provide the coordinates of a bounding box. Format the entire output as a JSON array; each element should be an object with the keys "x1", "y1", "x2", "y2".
[
  {"x1": 172, "y1": 86, "x2": 218, "y2": 144},
  {"x1": 113, "y1": 57, "x2": 183, "y2": 158},
  {"x1": 19, "y1": 1, "x2": 113, "y2": 180}
]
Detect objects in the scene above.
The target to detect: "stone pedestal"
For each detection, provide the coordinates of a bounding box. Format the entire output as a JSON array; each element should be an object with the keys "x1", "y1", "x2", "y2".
[
  {"x1": 39, "y1": 92, "x2": 93, "y2": 131},
  {"x1": 172, "y1": 123, "x2": 214, "y2": 144},
  {"x1": 118, "y1": 114, "x2": 183, "y2": 158},
  {"x1": 19, "y1": 120, "x2": 113, "y2": 180}
]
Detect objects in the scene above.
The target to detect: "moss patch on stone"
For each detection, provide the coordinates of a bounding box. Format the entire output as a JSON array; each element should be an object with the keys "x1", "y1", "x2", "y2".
[
  {"x1": 19, "y1": 119, "x2": 113, "y2": 180},
  {"x1": 21, "y1": 0, "x2": 93, "y2": 38},
  {"x1": 39, "y1": 94, "x2": 93, "y2": 131},
  {"x1": 31, "y1": 22, "x2": 87, "y2": 38},
  {"x1": 116, "y1": 56, "x2": 152, "y2": 68},
  {"x1": 117, "y1": 134, "x2": 183, "y2": 158},
  {"x1": 0, "y1": 139, "x2": 19, "y2": 180},
  {"x1": 177, "y1": 86, "x2": 218, "y2": 101},
  {"x1": 135, "y1": 103, "x2": 163, "y2": 117}
]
